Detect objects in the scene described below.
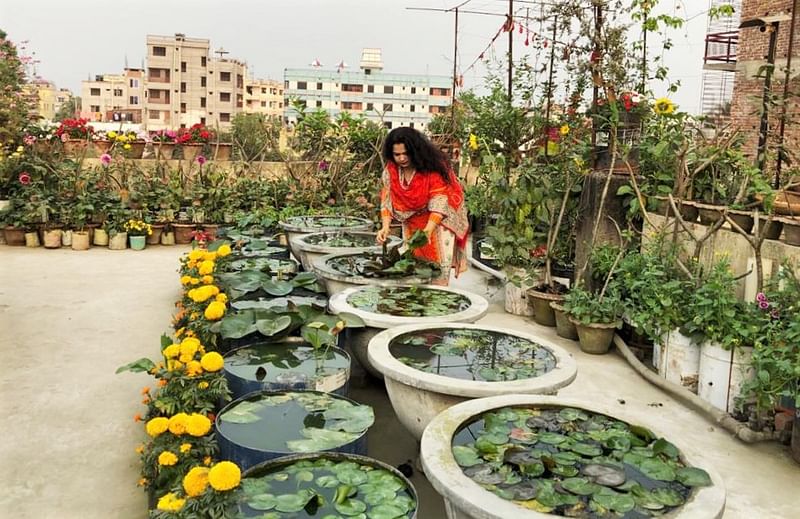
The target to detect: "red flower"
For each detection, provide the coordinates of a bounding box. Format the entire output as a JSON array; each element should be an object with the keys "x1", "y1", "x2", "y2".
[{"x1": 18, "y1": 172, "x2": 31, "y2": 185}]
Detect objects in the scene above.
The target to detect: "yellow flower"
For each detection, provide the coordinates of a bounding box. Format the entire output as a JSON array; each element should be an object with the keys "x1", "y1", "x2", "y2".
[
  {"x1": 135, "y1": 444, "x2": 145, "y2": 454},
  {"x1": 123, "y1": 143, "x2": 131, "y2": 150},
  {"x1": 198, "y1": 260, "x2": 215, "y2": 276},
  {"x1": 145, "y1": 417, "x2": 169, "y2": 437},
  {"x1": 189, "y1": 277, "x2": 200, "y2": 285},
  {"x1": 202, "y1": 275, "x2": 214, "y2": 284},
  {"x1": 167, "y1": 359, "x2": 184, "y2": 371},
  {"x1": 168, "y1": 413, "x2": 190, "y2": 435},
  {"x1": 215, "y1": 293, "x2": 228, "y2": 304},
  {"x1": 468, "y1": 133, "x2": 478, "y2": 151},
  {"x1": 204, "y1": 301, "x2": 226, "y2": 321},
  {"x1": 186, "y1": 413, "x2": 212, "y2": 437},
  {"x1": 158, "y1": 451, "x2": 178, "y2": 466},
  {"x1": 137, "y1": 477, "x2": 147, "y2": 487},
  {"x1": 185, "y1": 360, "x2": 203, "y2": 376},
  {"x1": 179, "y1": 352, "x2": 194, "y2": 364},
  {"x1": 198, "y1": 381, "x2": 210, "y2": 389},
  {"x1": 183, "y1": 466, "x2": 210, "y2": 497},
  {"x1": 200, "y1": 351, "x2": 224, "y2": 372},
  {"x1": 653, "y1": 97, "x2": 675, "y2": 115},
  {"x1": 203, "y1": 251, "x2": 218, "y2": 262},
  {"x1": 163, "y1": 344, "x2": 180, "y2": 359},
  {"x1": 188, "y1": 249, "x2": 205, "y2": 261},
  {"x1": 156, "y1": 492, "x2": 185, "y2": 512},
  {"x1": 108, "y1": 131, "x2": 117, "y2": 139},
  {"x1": 180, "y1": 443, "x2": 192, "y2": 453},
  {"x1": 217, "y1": 244, "x2": 232, "y2": 257},
  {"x1": 559, "y1": 124, "x2": 570, "y2": 136},
  {"x1": 175, "y1": 327, "x2": 185, "y2": 338},
  {"x1": 180, "y1": 337, "x2": 201, "y2": 356},
  {"x1": 208, "y1": 461, "x2": 242, "y2": 491},
  {"x1": 180, "y1": 275, "x2": 192, "y2": 285},
  {"x1": 203, "y1": 456, "x2": 212, "y2": 466}
]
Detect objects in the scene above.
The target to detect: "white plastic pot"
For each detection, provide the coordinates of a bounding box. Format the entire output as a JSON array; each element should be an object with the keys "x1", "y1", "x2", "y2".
[
  {"x1": 290, "y1": 231, "x2": 400, "y2": 271},
  {"x1": 657, "y1": 329, "x2": 701, "y2": 393},
  {"x1": 698, "y1": 342, "x2": 753, "y2": 414}
]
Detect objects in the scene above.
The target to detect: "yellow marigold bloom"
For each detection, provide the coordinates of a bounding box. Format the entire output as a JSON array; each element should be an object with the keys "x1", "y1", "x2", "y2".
[
  {"x1": 202, "y1": 275, "x2": 214, "y2": 284},
  {"x1": 217, "y1": 244, "x2": 232, "y2": 257},
  {"x1": 203, "y1": 251, "x2": 218, "y2": 262},
  {"x1": 468, "y1": 133, "x2": 478, "y2": 151},
  {"x1": 204, "y1": 456, "x2": 212, "y2": 466},
  {"x1": 168, "y1": 413, "x2": 190, "y2": 435},
  {"x1": 198, "y1": 260, "x2": 215, "y2": 276},
  {"x1": 185, "y1": 330, "x2": 196, "y2": 338},
  {"x1": 560, "y1": 124, "x2": 570, "y2": 136},
  {"x1": 145, "y1": 417, "x2": 169, "y2": 437},
  {"x1": 108, "y1": 131, "x2": 117, "y2": 139},
  {"x1": 653, "y1": 97, "x2": 675, "y2": 115},
  {"x1": 179, "y1": 353, "x2": 194, "y2": 364},
  {"x1": 204, "y1": 301, "x2": 226, "y2": 321},
  {"x1": 189, "y1": 278, "x2": 200, "y2": 285},
  {"x1": 135, "y1": 444, "x2": 145, "y2": 454},
  {"x1": 215, "y1": 293, "x2": 228, "y2": 304},
  {"x1": 180, "y1": 337, "x2": 201, "y2": 356},
  {"x1": 123, "y1": 143, "x2": 131, "y2": 150},
  {"x1": 198, "y1": 381, "x2": 210, "y2": 389},
  {"x1": 163, "y1": 344, "x2": 180, "y2": 359},
  {"x1": 187, "y1": 259, "x2": 197, "y2": 269},
  {"x1": 175, "y1": 327, "x2": 185, "y2": 338},
  {"x1": 190, "y1": 312, "x2": 199, "y2": 320},
  {"x1": 180, "y1": 443, "x2": 192, "y2": 454},
  {"x1": 180, "y1": 275, "x2": 192, "y2": 285},
  {"x1": 208, "y1": 461, "x2": 242, "y2": 491},
  {"x1": 158, "y1": 451, "x2": 178, "y2": 466},
  {"x1": 200, "y1": 352, "x2": 224, "y2": 372},
  {"x1": 189, "y1": 285, "x2": 215, "y2": 303},
  {"x1": 156, "y1": 492, "x2": 185, "y2": 512},
  {"x1": 186, "y1": 360, "x2": 203, "y2": 377},
  {"x1": 188, "y1": 249, "x2": 205, "y2": 261},
  {"x1": 183, "y1": 466, "x2": 210, "y2": 497},
  {"x1": 186, "y1": 413, "x2": 212, "y2": 437},
  {"x1": 167, "y1": 359, "x2": 184, "y2": 371}
]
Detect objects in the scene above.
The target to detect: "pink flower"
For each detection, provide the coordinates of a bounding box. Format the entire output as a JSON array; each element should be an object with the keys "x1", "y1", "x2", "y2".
[
  {"x1": 318, "y1": 160, "x2": 329, "y2": 171},
  {"x1": 196, "y1": 155, "x2": 207, "y2": 165},
  {"x1": 60, "y1": 133, "x2": 69, "y2": 143},
  {"x1": 758, "y1": 301, "x2": 769, "y2": 310},
  {"x1": 18, "y1": 172, "x2": 31, "y2": 185},
  {"x1": 755, "y1": 292, "x2": 767, "y2": 303},
  {"x1": 23, "y1": 135, "x2": 35, "y2": 145},
  {"x1": 100, "y1": 153, "x2": 112, "y2": 165}
]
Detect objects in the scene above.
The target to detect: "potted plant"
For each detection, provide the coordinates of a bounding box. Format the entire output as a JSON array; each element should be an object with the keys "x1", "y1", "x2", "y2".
[
  {"x1": 125, "y1": 218, "x2": 152, "y2": 251},
  {"x1": 563, "y1": 284, "x2": 624, "y2": 354},
  {"x1": 176, "y1": 123, "x2": 214, "y2": 162},
  {"x1": 151, "y1": 130, "x2": 177, "y2": 160},
  {"x1": 54, "y1": 118, "x2": 94, "y2": 156}
]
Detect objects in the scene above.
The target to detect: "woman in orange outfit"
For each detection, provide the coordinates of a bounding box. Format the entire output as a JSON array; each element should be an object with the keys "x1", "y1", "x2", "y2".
[{"x1": 375, "y1": 127, "x2": 469, "y2": 285}]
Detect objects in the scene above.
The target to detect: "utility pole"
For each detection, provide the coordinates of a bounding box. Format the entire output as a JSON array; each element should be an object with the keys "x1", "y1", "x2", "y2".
[
  {"x1": 451, "y1": 6, "x2": 460, "y2": 116},
  {"x1": 508, "y1": 0, "x2": 514, "y2": 99}
]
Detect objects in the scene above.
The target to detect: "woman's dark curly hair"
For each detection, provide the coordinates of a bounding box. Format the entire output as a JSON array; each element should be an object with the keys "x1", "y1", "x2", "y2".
[{"x1": 382, "y1": 127, "x2": 451, "y2": 183}]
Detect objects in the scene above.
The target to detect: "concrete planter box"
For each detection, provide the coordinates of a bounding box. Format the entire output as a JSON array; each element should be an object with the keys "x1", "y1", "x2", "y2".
[
  {"x1": 312, "y1": 252, "x2": 432, "y2": 297},
  {"x1": 278, "y1": 216, "x2": 374, "y2": 259},
  {"x1": 368, "y1": 323, "x2": 577, "y2": 440},
  {"x1": 421, "y1": 395, "x2": 727, "y2": 519},
  {"x1": 329, "y1": 285, "x2": 489, "y2": 379},
  {"x1": 290, "y1": 231, "x2": 400, "y2": 271}
]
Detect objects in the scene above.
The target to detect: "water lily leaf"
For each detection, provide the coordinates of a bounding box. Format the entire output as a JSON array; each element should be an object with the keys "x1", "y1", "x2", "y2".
[
  {"x1": 286, "y1": 428, "x2": 357, "y2": 452},
  {"x1": 569, "y1": 442, "x2": 603, "y2": 457},
  {"x1": 453, "y1": 445, "x2": 482, "y2": 467},
  {"x1": 334, "y1": 498, "x2": 366, "y2": 516},
  {"x1": 336, "y1": 311, "x2": 366, "y2": 328},
  {"x1": 652, "y1": 438, "x2": 680, "y2": 459},
  {"x1": 292, "y1": 272, "x2": 319, "y2": 286},
  {"x1": 559, "y1": 408, "x2": 589, "y2": 422},
  {"x1": 651, "y1": 487, "x2": 685, "y2": 506},
  {"x1": 335, "y1": 468, "x2": 369, "y2": 486},
  {"x1": 323, "y1": 402, "x2": 374, "y2": 433},
  {"x1": 431, "y1": 343, "x2": 466, "y2": 356},
  {"x1": 552, "y1": 452, "x2": 580, "y2": 465},
  {"x1": 512, "y1": 499, "x2": 552, "y2": 512},
  {"x1": 538, "y1": 432, "x2": 569, "y2": 444},
  {"x1": 247, "y1": 493, "x2": 276, "y2": 511},
  {"x1": 262, "y1": 279, "x2": 294, "y2": 296},
  {"x1": 295, "y1": 470, "x2": 314, "y2": 483},
  {"x1": 255, "y1": 315, "x2": 292, "y2": 337},
  {"x1": 590, "y1": 488, "x2": 636, "y2": 513},
  {"x1": 392, "y1": 495, "x2": 416, "y2": 513},
  {"x1": 629, "y1": 424, "x2": 656, "y2": 443},
  {"x1": 605, "y1": 435, "x2": 632, "y2": 452},
  {"x1": 561, "y1": 477, "x2": 602, "y2": 496},
  {"x1": 504, "y1": 480, "x2": 539, "y2": 500},
  {"x1": 550, "y1": 464, "x2": 580, "y2": 477},
  {"x1": 315, "y1": 475, "x2": 340, "y2": 488},
  {"x1": 219, "y1": 400, "x2": 263, "y2": 424},
  {"x1": 275, "y1": 490, "x2": 314, "y2": 513},
  {"x1": 676, "y1": 466, "x2": 713, "y2": 487},
  {"x1": 366, "y1": 504, "x2": 406, "y2": 519},
  {"x1": 241, "y1": 478, "x2": 271, "y2": 496},
  {"x1": 638, "y1": 458, "x2": 676, "y2": 482},
  {"x1": 362, "y1": 487, "x2": 396, "y2": 506},
  {"x1": 219, "y1": 311, "x2": 258, "y2": 339}
]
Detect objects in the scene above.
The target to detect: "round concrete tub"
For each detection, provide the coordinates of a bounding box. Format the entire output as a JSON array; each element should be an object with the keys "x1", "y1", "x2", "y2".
[
  {"x1": 290, "y1": 231, "x2": 401, "y2": 271},
  {"x1": 329, "y1": 285, "x2": 489, "y2": 379},
  {"x1": 312, "y1": 251, "x2": 433, "y2": 297},
  {"x1": 421, "y1": 395, "x2": 727, "y2": 519},
  {"x1": 368, "y1": 323, "x2": 577, "y2": 440},
  {"x1": 278, "y1": 216, "x2": 374, "y2": 259}
]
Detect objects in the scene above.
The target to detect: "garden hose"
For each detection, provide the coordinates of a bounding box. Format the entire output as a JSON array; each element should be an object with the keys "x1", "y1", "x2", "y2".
[{"x1": 612, "y1": 335, "x2": 781, "y2": 444}]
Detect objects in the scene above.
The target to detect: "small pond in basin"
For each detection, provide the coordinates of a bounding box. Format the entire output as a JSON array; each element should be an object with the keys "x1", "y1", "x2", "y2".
[
  {"x1": 237, "y1": 456, "x2": 417, "y2": 518},
  {"x1": 346, "y1": 286, "x2": 471, "y2": 317},
  {"x1": 286, "y1": 216, "x2": 370, "y2": 229},
  {"x1": 218, "y1": 391, "x2": 373, "y2": 454},
  {"x1": 389, "y1": 328, "x2": 557, "y2": 381},
  {"x1": 304, "y1": 231, "x2": 377, "y2": 248},
  {"x1": 451, "y1": 406, "x2": 714, "y2": 518}
]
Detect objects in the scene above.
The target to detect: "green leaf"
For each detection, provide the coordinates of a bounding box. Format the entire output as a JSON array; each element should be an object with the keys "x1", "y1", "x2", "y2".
[
  {"x1": 336, "y1": 311, "x2": 366, "y2": 328},
  {"x1": 286, "y1": 428, "x2": 357, "y2": 453},
  {"x1": 675, "y1": 466, "x2": 713, "y2": 487},
  {"x1": 275, "y1": 490, "x2": 314, "y2": 513},
  {"x1": 638, "y1": 458, "x2": 676, "y2": 482},
  {"x1": 652, "y1": 438, "x2": 680, "y2": 459},
  {"x1": 262, "y1": 279, "x2": 294, "y2": 296},
  {"x1": 562, "y1": 477, "x2": 602, "y2": 496},
  {"x1": 367, "y1": 504, "x2": 407, "y2": 519},
  {"x1": 219, "y1": 400, "x2": 263, "y2": 424},
  {"x1": 651, "y1": 487, "x2": 685, "y2": 506},
  {"x1": 247, "y1": 493, "x2": 277, "y2": 511},
  {"x1": 219, "y1": 310, "x2": 257, "y2": 339},
  {"x1": 115, "y1": 357, "x2": 155, "y2": 374},
  {"x1": 334, "y1": 498, "x2": 366, "y2": 516},
  {"x1": 255, "y1": 315, "x2": 293, "y2": 337},
  {"x1": 452, "y1": 445, "x2": 482, "y2": 467}
]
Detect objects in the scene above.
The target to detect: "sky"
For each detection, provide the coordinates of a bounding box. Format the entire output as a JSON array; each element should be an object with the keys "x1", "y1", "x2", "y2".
[{"x1": 1, "y1": 0, "x2": 711, "y2": 113}]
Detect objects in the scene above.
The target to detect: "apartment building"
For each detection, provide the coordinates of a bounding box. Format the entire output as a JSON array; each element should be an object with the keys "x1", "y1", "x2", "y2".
[
  {"x1": 23, "y1": 80, "x2": 58, "y2": 120},
  {"x1": 283, "y1": 48, "x2": 452, "y2": 131},
  {"x1": 54, "y1": 88, "x2": 75, "y2": 119},
  {"x1": 80, "y1": 68, "x2": 144, "y2": 123},
  {"x1": 244, "y1": 78, "x2": 284, "y2": 119}
]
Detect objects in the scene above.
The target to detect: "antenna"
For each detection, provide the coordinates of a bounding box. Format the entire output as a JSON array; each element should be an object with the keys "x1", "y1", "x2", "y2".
[{"x1": 215, "y1": 47, "x2": 230, "y2": 60}]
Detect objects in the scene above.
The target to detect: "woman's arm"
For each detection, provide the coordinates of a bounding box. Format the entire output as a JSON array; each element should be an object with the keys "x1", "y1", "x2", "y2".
[{"x1": 377, "y1": 169, "x2": 392, "y2": 243}]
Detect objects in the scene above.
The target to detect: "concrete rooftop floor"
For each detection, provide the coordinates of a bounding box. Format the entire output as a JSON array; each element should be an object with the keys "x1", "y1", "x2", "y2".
[{"x1": 0, "y1": 245, "x2": 798, "y2": 519}]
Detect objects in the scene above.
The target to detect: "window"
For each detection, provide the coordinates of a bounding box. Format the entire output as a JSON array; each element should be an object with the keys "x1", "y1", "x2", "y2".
[
  {"x1": 316, "y1": 100, "x2": 322, "y2": 107},
  {"x1": 342, "y1": 83, "x2": 364, "y2": 93},
  {"x1": 220, "y1": 71, "x2": 231, "y2": 82},
  {"x1": 279, "y1": 102, "x2": 283, "y2": 108},
  {"x1": 220, "y1": 92, "x2": 231, "y2": 102},
  {"x1": 367, "y1": 85, "x2": 374, "y2": 93},
  {"x1": 90, "y1": 88, "x2": 101, "y2": 96},
  {"x1": 201, "y1": 56, "x2": 207, "y2": 67},
  {"x1": 430, "y1": 87, "x2": 451, "y2": 96},
  {"x1": 200, "y1": 97, "x2": 206, "y2": 108},
  {"x1": 261, "y1": 101, "x2": 266, "y2": 107},
  {"x1": 129, "y1": 78, "x2": 139, "y2": 88},
  {"x1": 113, "y1": 88, "x2": 123, "y2": 96},
  {"x1": 315, "y1": 82, "x2": 322, "y2": 90},
  {"x1": 409, "y1": 123, "x2": 415, "y2": 129},
  {"x1": 262, "y1": 88, "x2": 267, "y2": 94},
  {"x1": 410, "y1": 105, "x2": 415, "y2": 112},
  {"x1": 200, "y1": 77, "x2": 206, "y2": 87},
  {"x1": 383, "y1": 103, "x2": 393, "y2": 112},
  {"x1": 411, "y1": 87, "x2": 416, "y2": 94},
  {"x1": 200, "y1": 117, "x2": 206, "y2": 124},
  {"x1": 383, "y1": 121, "x2": 392, "y2": 129},
  {"x1": 384, "y1": 86, "x2": 394, "y2": 94},
  {"x1": 150, "y1": 90, "x2": 161, "y2": 99},
  {"x1": 181, "y1": 62, "x2": 186, "y2": 73},
  {"x1": 297, "y1": 81, "x2": 307, "y2": 90},
  {"x1": 342, "y1": 101, "x2": 363, "y2": 110},
  {"x1": 180, "y1": 103, "x2": 186, "y2": 113},
  {"x1": 180, "y1": 82, "x2": 186, "y2": 93},
  {"x1": 90, "y1": 105, "x2": 100, "y2": 112},
  {"x1": 366, "y1": 103, "x2": 373, "y2": 110},
  {"x1": 153, "y1": 46, "x2": 166, "y2": 56},
  {"x1": 220, "y1": 113, "x2": 230, "y2": 122},
  {"x1": 129, "y1": 96, "x2": 139, "y2": 105},
  {"x1": 149, "y1": 109, "x2": 160, "y2": 119}
]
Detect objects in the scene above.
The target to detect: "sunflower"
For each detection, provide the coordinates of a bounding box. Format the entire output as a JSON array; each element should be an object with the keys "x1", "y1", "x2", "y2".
[{"x1": 653, "y1": 97, "x2": 675, "y2": 115}]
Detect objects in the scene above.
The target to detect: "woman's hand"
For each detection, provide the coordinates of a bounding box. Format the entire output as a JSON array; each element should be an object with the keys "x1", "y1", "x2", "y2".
[{"x1": 376, "y1": 226, "x2": 390, "y2": 244}]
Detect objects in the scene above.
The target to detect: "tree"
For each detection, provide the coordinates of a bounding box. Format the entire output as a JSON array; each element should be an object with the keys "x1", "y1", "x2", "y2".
[
  {"x1": 54, "y1": 97, "x2": 79, "y2": 122},
  {"x1": 0, "y1": 29, "x2": 33, "y2": 148}
]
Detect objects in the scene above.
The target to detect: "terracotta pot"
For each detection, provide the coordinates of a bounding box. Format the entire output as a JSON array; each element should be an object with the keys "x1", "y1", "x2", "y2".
[
  {"x1": 147, "y1": 223, "x2": 164, "y2": 245},
  {"x1": 62, "y1": 139, "x2": 90, "y2": 156},
  {"x1": 92, "y1": 140, "x2": 113, "y2": 156},
  {"x1": 213, "y1": 143, "x2": 232, "y2": 161},
  {"x1": 173, "y1": 223, "x2": 196, "y2": 244},
  {"x1": 71, "y1": 231, "x2": 91, "y2": 251},
  {"x1": 202, "y1": 223, "x2": 219, "y2": 241},
  {"x1": 698, "y1": 207, "x2": 723, "y2": 225},
  {"x1": 569, "y1": 317, "x2": 620, "y2": 355},
  {"x1": 758, "y1": 218, "x2": 783, "y2": 240},
  {"x1": 43, "y1": 229, "x2": 63, "y2": 248},
  {"x1": 93, "y1": 228, "x2": 109, "y2": 246},
  {"x1": 526, "y1": 288, "x2": 565, "y2": 327},
  {"x1": 160, "y1": 230, "x2": 176, "y2": 245},
  {"x1": 181, "y1": 143, "x2": 204, "y2": 162},
  {"x1": 24, "y1": 231, "x2": 40, "y2": 247},
  {"x1": 784, "y1": 221, "x2": 800, "y2": 246},
  {"x1": 124, "y1": 141, "x2": 146, "y2": 159},
  {"x1": 550, "y1": 302, "x2": 578, "y2": 340},
  {"x1": 729, "y1": 213, "x2": 754, "y2": 234},
  {"x1": 3, "y1": 227, "x2": 26, "y2": 246},
  {"x1": 108, "y1": 232, "x2": 127, "y2": 250},
  {"x1": 155, "y1": 143, "x2": 175, "y2": 160}
]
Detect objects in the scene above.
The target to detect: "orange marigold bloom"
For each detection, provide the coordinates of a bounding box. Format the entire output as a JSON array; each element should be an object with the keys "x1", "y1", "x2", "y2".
[
  {"x1": 137, "y1": 478, "x2": 148, "y2": 487},
  {"x1": 133, "y1": 413, "x2": 143, "y2": 422},
  {"x1": 141, "y1": 386, "x2": 151, "y2": 395},
  {"x1": 157, "y1": 379, "x2": 168, "y2": 387}
]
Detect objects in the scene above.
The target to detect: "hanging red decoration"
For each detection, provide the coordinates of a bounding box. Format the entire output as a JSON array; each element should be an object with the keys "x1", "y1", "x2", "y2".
[
  {"x1": 524, "y1": 37, "x2": 529, "y2": 46},
  {"x1": 518, "y1": 23, "x2": 523, "y2": 34},
  {"x1": 479, "y1": 52, "x2": 485, "y2": 60},
  {"x1": 543, "y1": 40, "x2": 548, "y2": 48}
]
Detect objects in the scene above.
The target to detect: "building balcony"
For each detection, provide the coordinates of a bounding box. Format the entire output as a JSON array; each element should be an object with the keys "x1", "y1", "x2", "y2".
[{"x1": 703, "y1": 31, "x2": 738, "y2": 72}]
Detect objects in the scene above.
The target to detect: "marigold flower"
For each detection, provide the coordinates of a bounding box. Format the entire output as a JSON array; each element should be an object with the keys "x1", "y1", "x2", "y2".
[
  {"x1": 198, "y1": 260, "x2": 215, "y2": 276},
  {"x1": 142, "y1": 396, "x2": 151, "y2": 405},
  {"x1": 202, "y1": 275, "x2": 214, "y2": 284},
  {"x1": 189, "y1": 278, "x2": 200, "y2": 285},
  {"x1": 135, "y1": 445, "x2": 145, "y2": 454},
  {"x1": 183, "y1": 466, "x2": 210, "y2": 497},
  {"x1": 180, "y1": 337, "x2": 201, "y2": 356},
  {"x1": 137, "y1": 477, "x2": 148, "y2": 487},
  {"x1": 559, "y1": 124, "x2": 570, "y2": 136},
  {"x1": 198, "y1": 381, "x2": 210, "y2": 389},
  {"x1": 141, "y1": 386, "x2": 151, "y2": 395},
  {"x1": 188, "y1": 249, "x2": 205, "y2": 261},
  {"x1": 156, "y1": 492, "x2": 185, "y2": 512},
  {"x1": 167, "y1": 359, "x2": 184, "y2": 372},
  {"x1": 468, "y1": 133, "x2": 478, "y2": 151},
  {"x1": 204, "y1": 301, "x2": 226, "y2": 321},
  {"x1": 162, "y1": 344, "x2": 180, "y2": 359},
  {"x1": 146, "y1": 417, "x2": 169, "y2": 437},
  {"x1": 186, "y1": 413, "x2": 212, "y2": 437},
  {"x1": 200, "y1": 351, "x2": 224, "y2": 372},
  {"x1": 179, "y1": 353, "x2": 194, "y2": 364},
  {"x1": 208, "y1": 461, "x2": 242, "y2": 491},
  {"x1": 134, "y1": 413, "x2": 143, "y2": 423},
  {"x1": 180, "y1": 275, "x2": 192, "y2": 285},
  {"x1": 185, "y1": 360, "x2": 203, "y2": 376},
  {"x1": 158, "y1": 451, "x2": 178, "y2": 466},
  {"x1": 204, "y1": 456, "x2": 212, "y2": 466},
  {"x1": 168, "y1": 413, "x2": 190, "y2": 435},
  {"x1": 175, "y1": 327, "x2": 185, "y2": 338},
  {"x1": 215, "y1": 293, "x2": 228, "y2": 304},
  {"x1": 158, "y1": 378, "x2": 168, "y2": 387},
  {"x1": 217, "y1": 244, "x2": 232, "y2": 257},
  {"x1": 180, "y1": 443, "x2": 192, "y2": 453},
  {"x1": 203, "y1": 251, "x2": 218, "y2": 262}
]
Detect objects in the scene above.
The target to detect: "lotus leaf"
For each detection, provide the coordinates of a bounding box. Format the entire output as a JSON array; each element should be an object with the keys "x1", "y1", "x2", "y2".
[
  {"x1": 366, "y1": 504, "x2": 406, "y2": 519},
  {"x1": 220, "y1": 400, "x2": 264, "y2": 424},
  {"x1": 676, "y1": 466, "x2": 713, "y2": 487},
  {"x1": 651, "y1": 487, "x2": 685, "y2": 506},
  {"x1": 262, "y1": 279, "x2": 294, "y2": 296},
  {"x1": 638, "y1": 458, "x2": 677, "y2": 482},
  {"x1": 335, "y1": 468, "x2": 369, "y2": 486},
  {"x1": 247, "y1": 493, "x2": 277, "y2": 511},
  {"x1": 453, "y1": 445, "x2": 483, "y2": 467},
  {"x1": 316, "y1": 475, "x2": 341, "y2": 488},
  {"x1": 561, "y1": 477, "x2": 602, "y2": 496},
  {"x1": 590, "y1": 488, "x2": 636, "y2": 513},
  {"x1": 274, "y1": 490, "x2": 314, "y2": 513},
  {"x1": 286, "y1": 428, "x2": 359, "y2": 453}
]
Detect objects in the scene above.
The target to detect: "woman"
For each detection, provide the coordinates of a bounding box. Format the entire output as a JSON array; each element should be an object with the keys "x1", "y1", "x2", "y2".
[{"x1": 376, "y1": 127, "x2": 469, "y2": 285}]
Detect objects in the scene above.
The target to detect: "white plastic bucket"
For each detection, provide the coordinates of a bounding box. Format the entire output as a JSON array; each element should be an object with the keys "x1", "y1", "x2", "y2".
[
  {"x1": 657, "y1": 329, "x2": 700, "y2": 393},
  {"x1": 698, "y1": 342, "x2": 753, "y2": 414}
]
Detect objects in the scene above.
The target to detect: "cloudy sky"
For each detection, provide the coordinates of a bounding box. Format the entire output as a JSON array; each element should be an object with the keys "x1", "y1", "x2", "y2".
[{"x1": 1, "y1": 0, "x2": 711, "y2": 113}]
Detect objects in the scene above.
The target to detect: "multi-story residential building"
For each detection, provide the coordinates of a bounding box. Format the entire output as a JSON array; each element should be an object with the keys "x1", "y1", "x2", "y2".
[
  {"x1": 283, "y1": 48, "x2": 452, "y2": 131},
  {"x1": 23, "y1": 79, "x2": 58, "y2": 120},
  {"x1": 80, "y1": 68, "x2": 144, "y2": 123},
  {"x1": 244, "y1": 78, "x2": 284, "y2": 119},
  {"x1": 54, "y1": 88, "x2": 75, "y2": 119}
]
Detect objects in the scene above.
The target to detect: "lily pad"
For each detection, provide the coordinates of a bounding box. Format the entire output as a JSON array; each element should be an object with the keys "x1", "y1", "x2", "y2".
[
  {"x1": 453, "y1": 445, "x2": 482, "y2": 467},
  {"x1": 561, "y1": 477, "x2": 602, "y2": 496},
  {"x1": 676, "y1": 466, "x2": 713, "y2": 487},
  {"x1": 366, "y1": 504, "x2": 406, "y2": 519}
]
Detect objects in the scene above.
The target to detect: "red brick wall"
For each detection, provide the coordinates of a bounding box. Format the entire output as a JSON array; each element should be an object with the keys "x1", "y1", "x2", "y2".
[{"x1": 729, "y1": 0, "x2": 799, "y2": 176}]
